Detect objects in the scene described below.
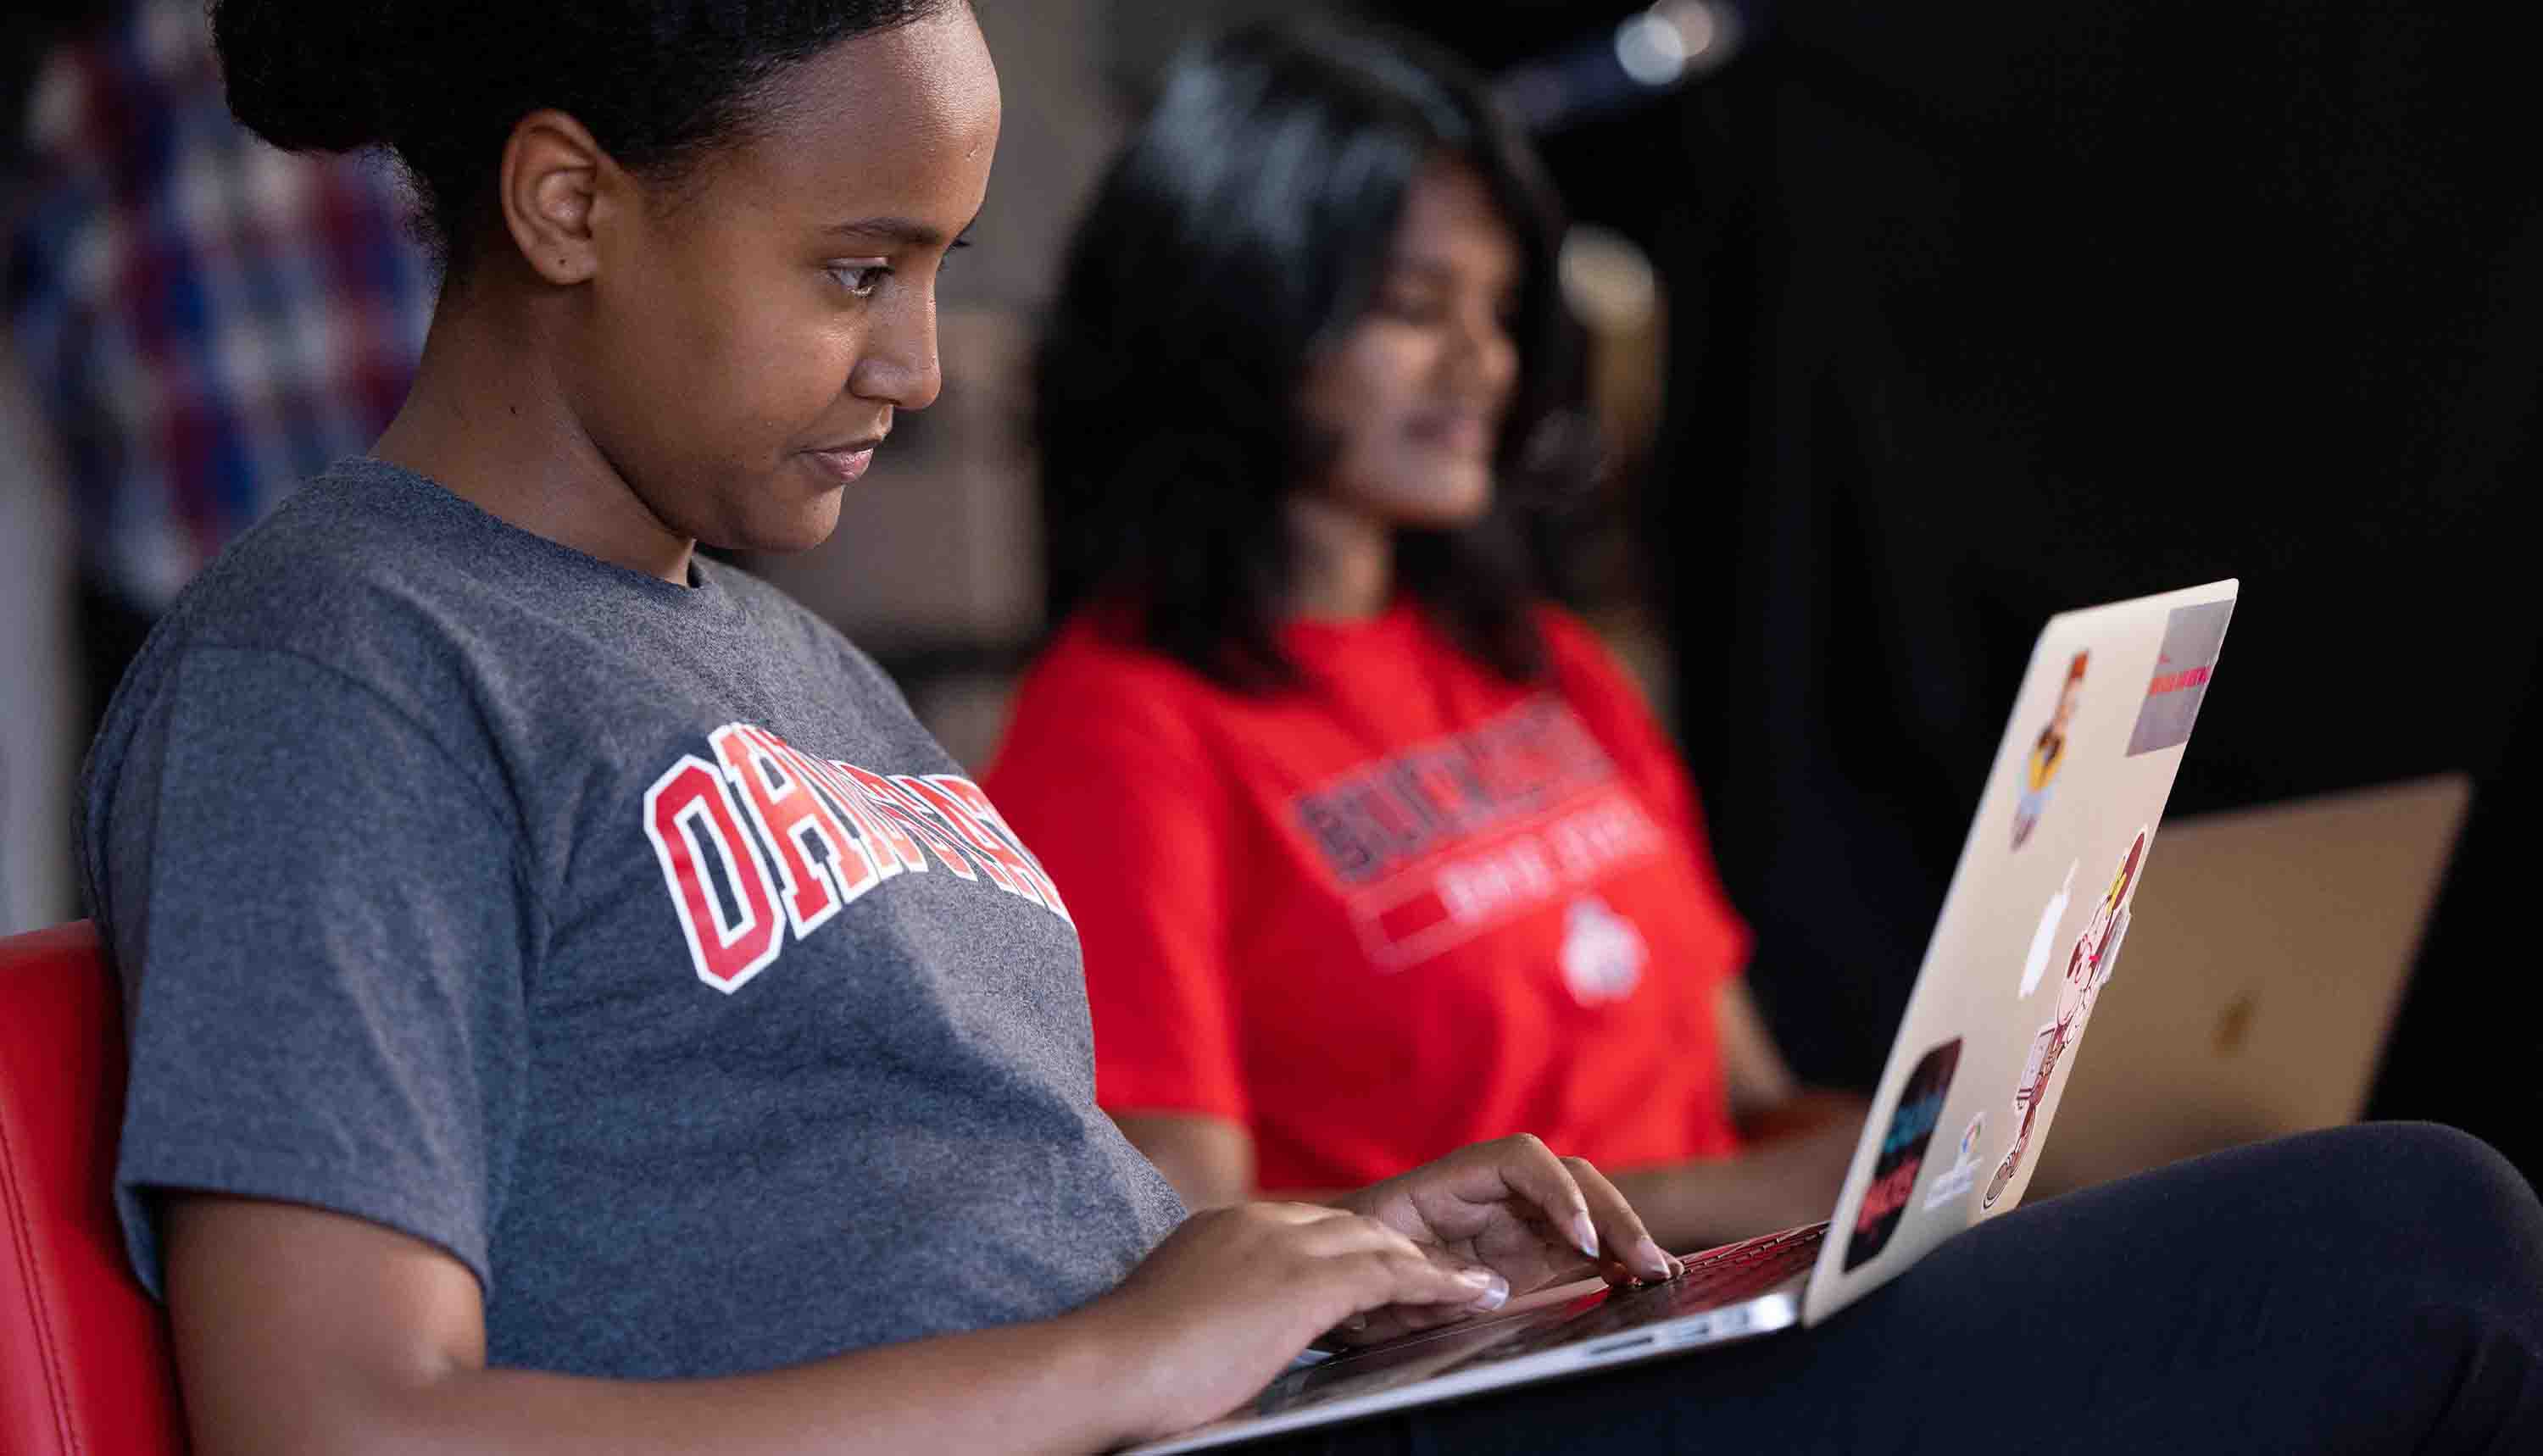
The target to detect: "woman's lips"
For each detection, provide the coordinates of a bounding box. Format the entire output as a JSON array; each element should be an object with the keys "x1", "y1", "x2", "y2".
[
  {"x1": 1406, "y1": 411, "x2": 1495, "y2": 457},
  {"x1": 805, "y1": 442, "x2": 881, "y2": 483}
]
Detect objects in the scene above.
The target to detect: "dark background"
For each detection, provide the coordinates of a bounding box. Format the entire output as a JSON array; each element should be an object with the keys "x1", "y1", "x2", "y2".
[{"x1": 1373, "y1": 1, "x2": 2538, "y2": 1179}]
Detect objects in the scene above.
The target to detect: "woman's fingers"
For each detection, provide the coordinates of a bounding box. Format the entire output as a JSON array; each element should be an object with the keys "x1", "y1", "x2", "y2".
[
  {"x1": 1328, "y1": 1246, "x2": 1510, "y2": 1339},
  {"x1": 1464, "y1": 1135, "x2": 1602, "y2": 1260},
  {"x1": 1343, "y1": 1288, "x2": 1500, "y2": 1346},
  {"x1": 1315, "y1": 1245, "x2": 1512, "y2": 1347},
  {"x1": 1302, "y1": 1213, "x2": 1511, "y2": 1318},
  {"x1": 1258, "y1": 1199, "x2": 1355, "y2": 1227},
  {"x1": 1561, "y1": 1155, "x2": 1678, "y2": 1282},
  {"x1": 1361, "y1": 1248, "x2": 1509, "y2": 1310},
  {"x1": 1295, "y1": 1215, "x2": 1514, "y2": 1348},
  {"x1": 1355, "y1": 1136, "x2": 1680, "y2": 1294},
  {"x1": 1467, "y1": 1136, "x2": 1675, "y2": 1280}
]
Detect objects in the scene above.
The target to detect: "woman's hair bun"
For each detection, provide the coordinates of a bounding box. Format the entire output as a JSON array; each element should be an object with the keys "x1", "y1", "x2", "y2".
[
  {"x1": 205, "y1": 0, "x2": 945, "y2": 266},
  {"x1": 208, "y1": 0, "x2": 388, "y2": 153}
]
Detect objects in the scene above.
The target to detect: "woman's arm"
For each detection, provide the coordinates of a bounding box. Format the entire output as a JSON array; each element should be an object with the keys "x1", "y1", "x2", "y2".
[
  {"x1": 162, "y1": 1192, "x2": 1509, "y2": 1456},
  {"x1": 1605, "y1": 1089, "x2": 1867, "y2": 1250},
  {"x1": 1116, "y1": 1109, "x2": 1259, "y2": 1209},
  {"x1": 164, "y1": 1134, "x2": 1672, "y2": 1455},
  {"x1": 1608, "y1": 981, "x2": 1867, "y2": 1248}
]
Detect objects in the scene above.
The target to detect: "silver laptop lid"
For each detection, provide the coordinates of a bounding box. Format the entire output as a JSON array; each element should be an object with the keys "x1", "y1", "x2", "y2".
[{"x1": 1803, "y1": 581, "x2": 2239, "y2": 1325}]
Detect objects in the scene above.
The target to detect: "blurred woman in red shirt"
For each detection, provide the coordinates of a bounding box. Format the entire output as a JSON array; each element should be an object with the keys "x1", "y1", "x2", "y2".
[{"x1": 986, "y1": 19, "x2": 1862, "y2": 1252}]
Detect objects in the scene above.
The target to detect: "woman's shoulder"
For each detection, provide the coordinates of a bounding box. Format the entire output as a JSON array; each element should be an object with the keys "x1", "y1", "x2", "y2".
[
  {"x1": 1015, "y1": 608, "x2": 1230, "y2": 711},
  {"x1": 1520, "y1": 603, "x2": 1692, "y2": 779},
  {"x1": 1528, "y1": 603, "x2": 1655, "y2": 703},
  {"x1": 86, "y1": 466, "x2": 522, "y2": 775},
  {"x1": 990, "y1": 609, "x2": 1236, "y2": 785},
  {"x1": 128, "y1": 464, "x2": 480, "y2": 682}
]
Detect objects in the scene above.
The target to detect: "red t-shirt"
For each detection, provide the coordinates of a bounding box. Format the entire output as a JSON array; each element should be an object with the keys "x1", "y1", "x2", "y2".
[{"x1": 983, "y1": 600, "x2": 1751, "y2": 1192}]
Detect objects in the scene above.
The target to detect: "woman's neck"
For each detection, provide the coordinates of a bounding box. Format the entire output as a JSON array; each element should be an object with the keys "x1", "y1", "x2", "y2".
[
  {"x1": 1281, "y1": 491, "x2": 1395, "y2": 621},
  {"x1": 373, "y1": 280, "x2": 698, "y2": 586}
]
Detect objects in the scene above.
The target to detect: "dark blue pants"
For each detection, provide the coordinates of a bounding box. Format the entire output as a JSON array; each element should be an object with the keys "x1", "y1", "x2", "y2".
[{"x1": 1265, "y1": 1124, "x2": 2543, "y2": 1453}]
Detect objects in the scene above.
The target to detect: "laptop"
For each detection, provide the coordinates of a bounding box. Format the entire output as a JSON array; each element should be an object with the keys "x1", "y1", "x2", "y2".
[
  {"x1": 2025, "y1": 773, "x2": 2470, "y2": 1198},
  {"x1": 1133, "y1": 580, "x2": 2241, "y2": 1453}
]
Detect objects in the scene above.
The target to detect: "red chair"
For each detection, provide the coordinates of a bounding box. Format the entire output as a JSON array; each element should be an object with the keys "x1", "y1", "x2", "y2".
[{"x1": 0, "y1": 920, "x2": 189, "y2": 1454}]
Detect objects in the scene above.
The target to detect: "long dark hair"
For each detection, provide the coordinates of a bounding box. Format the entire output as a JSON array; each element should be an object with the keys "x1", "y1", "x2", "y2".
[
  {"x1": 209, "y1": 0, "x2": 954, "y2": 272},
  {"x1": 1035, "y1": 19, "x2": 1585, "y2": 689}
]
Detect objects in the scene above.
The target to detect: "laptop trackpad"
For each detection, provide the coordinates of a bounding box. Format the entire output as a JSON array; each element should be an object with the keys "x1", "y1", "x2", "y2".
[{"x1": 1260, "y1": 1225, "x2": 1827, "y2": 1416}]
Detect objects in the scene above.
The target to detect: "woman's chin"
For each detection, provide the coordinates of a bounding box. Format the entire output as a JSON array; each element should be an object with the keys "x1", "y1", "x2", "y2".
[
  {"x1": 1340, "y1": 460, "x2": 1489, "y2": 529},
  {"x1": 726, "y1": 493, "x2": 847, "y2": 557},
  {"x1": 1401, "y1": 481, "x2": 1496, "y2": 530}
]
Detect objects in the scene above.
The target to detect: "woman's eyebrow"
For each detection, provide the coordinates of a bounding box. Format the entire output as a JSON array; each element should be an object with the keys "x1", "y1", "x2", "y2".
[
  {"x1": 1388, "y1": 254, "x2": 1516, "y2": 291},
  {"x1": 823, "y1": 212, "x2": 982, "y2": 247}
]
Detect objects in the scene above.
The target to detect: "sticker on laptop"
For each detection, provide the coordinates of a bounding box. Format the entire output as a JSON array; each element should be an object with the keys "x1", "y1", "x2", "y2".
[
  {"x1": 1984, "y1": 828, "x2": 2150, "y2": 1211},
  {"x1": 2012, "y1": 652, "x2": 2089, "y2": 847},
  {"x1": 2125, "y1": 601, "x2": 2234, "y2": 756},
  {"x1": 1844, "y1": 1037, "x2": 1963, "y2": 1271},
  {"x1": 1923, "y1": 1111, "x2": 1988, "y2": 1211},
  {"x1": 2018, "y1": 860, "x2": 2078, "y2": 998},
  {"x1": 2092, "y1": 905, "x2": 2133, "y2": 993}
]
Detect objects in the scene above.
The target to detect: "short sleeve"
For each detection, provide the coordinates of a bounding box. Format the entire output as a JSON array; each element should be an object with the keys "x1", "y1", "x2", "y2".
[
  {"x1": 97, "y1": 646, "x2": 531, "y2": 1298},
  {"x1": 1539, "y1": 610, "x2": 1756, "y2": 977},
  {"x1": 982, "y1": 664, "x2": 1250, "y2": 1127}
]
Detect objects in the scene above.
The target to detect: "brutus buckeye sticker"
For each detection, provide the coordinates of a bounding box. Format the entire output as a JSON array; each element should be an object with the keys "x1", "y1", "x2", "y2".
[{"x1": 1984, "y1": 827, "x2": 2149, "y2": 1211}]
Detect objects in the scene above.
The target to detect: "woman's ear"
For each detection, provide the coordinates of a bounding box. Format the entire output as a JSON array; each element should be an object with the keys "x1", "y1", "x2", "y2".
[{"x1": 497, "y1": 108, "x2": 615, "y2": 286}]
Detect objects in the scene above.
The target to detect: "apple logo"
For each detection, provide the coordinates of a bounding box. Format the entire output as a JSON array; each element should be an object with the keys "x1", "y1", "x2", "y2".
[{"x1": 2020, "y1": 861, "x2": 2076, "y2": 998}]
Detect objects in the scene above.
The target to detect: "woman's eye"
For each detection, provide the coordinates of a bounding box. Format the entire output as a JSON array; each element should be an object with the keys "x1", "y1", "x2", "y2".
[
  {"x1": 1379, "y1": 291, "x2": 1447, "y2": 323},
  {"x1": 826, "y1": 264, "x2": 888, "y2": 298}
]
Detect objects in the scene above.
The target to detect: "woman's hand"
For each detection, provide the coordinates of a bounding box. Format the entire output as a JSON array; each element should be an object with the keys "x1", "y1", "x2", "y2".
[
  {"x1": 1076, "y1": 1200, "x2": 1519, "y2": 1443},
  {"x1": 1327, "y1": 1135, "x2": 1683, "y2": 1344}
]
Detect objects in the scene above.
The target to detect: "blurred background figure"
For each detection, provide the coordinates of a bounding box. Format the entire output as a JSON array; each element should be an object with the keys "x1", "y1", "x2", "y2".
[
  {"x1": 9, "y1": 0, "x2": 428, "y2": 619},
  {"x1": 987, "y1": 19, "x2": 1865, "y2": 1250},
  {"x1": 1208, "y1": 0, "x2": 2537, "y2": 1187},
  {"x1": 1361, "y1": 0, "x2": 2542, "y2": 1183},
  {"x1": 5, "y1": 0, "x2": 2533, "y2": 1185},
  {"x1": 3, "y1": 0, "x2": 430, "y2": 930}
]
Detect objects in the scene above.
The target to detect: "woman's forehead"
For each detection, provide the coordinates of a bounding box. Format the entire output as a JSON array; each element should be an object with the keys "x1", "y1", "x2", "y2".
[
  {"x1": 723, "y1": 8, "x2": 1001, "y2": 225},
  {"x1": 1391, "y1": 164, "x2": 1519, "y2": 276}
]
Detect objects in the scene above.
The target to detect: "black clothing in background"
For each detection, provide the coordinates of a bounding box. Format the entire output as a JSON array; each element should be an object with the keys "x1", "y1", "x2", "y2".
[
  {"x1": 1653, "y1": 5, "x2": 2538, "y2": 1178},
  {"x1": 1377, "y1": 4, "x2": 2540, "y2": 1179}
]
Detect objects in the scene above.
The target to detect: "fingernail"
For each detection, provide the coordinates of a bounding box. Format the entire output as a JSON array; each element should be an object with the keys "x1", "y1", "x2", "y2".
[
  {"x1": 1572, "y1": 1211, "x2": 1600, "y2": 1260},
  {"x1": 1345, "y1": 1314, "x2": 1369, "y2": 1331},
  {"x1": 1457, "y1": 1265, "x2": 1497, "y2": 1287},
  {"x1": 1637, "y1": 1237, "x2": 1671, "y2": 1275},
  {"x1": 1467, "y1": 1274, "x2": 1511, "y2": 1311}
]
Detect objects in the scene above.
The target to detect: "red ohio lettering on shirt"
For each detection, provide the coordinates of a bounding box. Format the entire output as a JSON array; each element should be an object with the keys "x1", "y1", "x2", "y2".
[
  {"x1": 644, "y1": 725, "x2": 1067, "y2": 992},
  {"x1": 709, "y1": 724, "x2": 874, "y2": 936},
  {"x1": 642, "y1": 754, "x2": 786, "y2": 992}
]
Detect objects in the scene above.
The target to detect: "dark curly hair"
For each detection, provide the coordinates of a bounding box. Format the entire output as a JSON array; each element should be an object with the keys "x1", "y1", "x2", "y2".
[
  {"x1": 208, "y1": 0, "x2": 955, "y2": 271},
  {"x1": 1035, "y1": 19, "x2": 1586, "y2": 690}
]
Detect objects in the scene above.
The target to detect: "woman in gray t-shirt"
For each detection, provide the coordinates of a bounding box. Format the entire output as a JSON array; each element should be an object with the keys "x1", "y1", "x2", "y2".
[{"x1": 85, "y1": 2, "x2": 2543, "y2": 1453}]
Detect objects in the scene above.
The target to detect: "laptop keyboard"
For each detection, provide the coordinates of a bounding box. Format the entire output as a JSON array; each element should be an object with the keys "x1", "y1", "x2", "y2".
[{"x1": 1450, "y1": 1222, "x2": 1828, "y2": 1364}]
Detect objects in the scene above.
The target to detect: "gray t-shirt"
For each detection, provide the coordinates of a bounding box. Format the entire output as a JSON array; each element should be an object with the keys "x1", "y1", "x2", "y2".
[{"x1": 81, "y1": 458, "x2": 1184, "y2": 1379}]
